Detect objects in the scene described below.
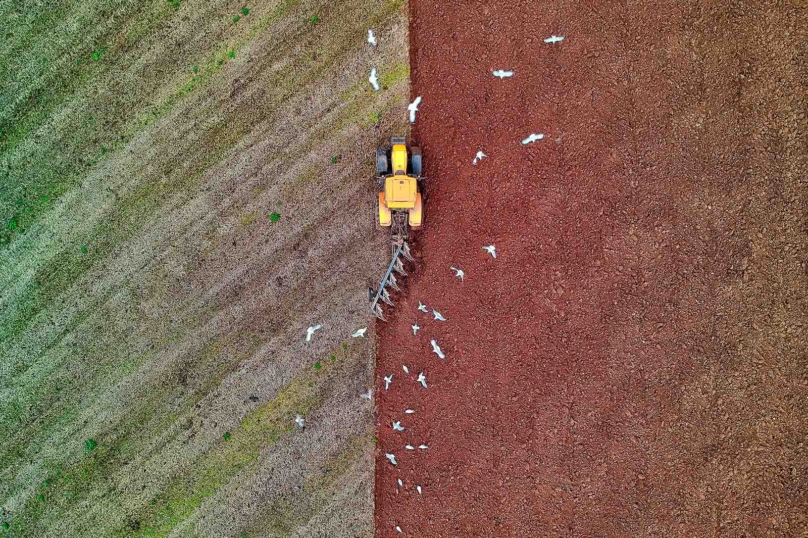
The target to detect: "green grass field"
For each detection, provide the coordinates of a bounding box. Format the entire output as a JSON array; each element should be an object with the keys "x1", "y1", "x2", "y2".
[{"x1": 1, "y1": 0, "x2": 408, "y2": 535}]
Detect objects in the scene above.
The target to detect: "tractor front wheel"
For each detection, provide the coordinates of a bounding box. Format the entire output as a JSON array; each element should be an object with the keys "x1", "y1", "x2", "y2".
[{"x1": 376, "y1": 147, "x2": 389, "y2": 176}]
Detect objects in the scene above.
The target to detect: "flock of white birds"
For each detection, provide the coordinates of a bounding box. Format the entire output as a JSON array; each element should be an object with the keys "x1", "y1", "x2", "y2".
[{"x1": 297, "y1": 27, "x2": 563, "y2": 535}]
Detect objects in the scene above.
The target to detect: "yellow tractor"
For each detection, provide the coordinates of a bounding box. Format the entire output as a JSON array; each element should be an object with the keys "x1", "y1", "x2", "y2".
[
  {"x1": 369, "y1": 136, "x2": 424, "y2": 320},
  {"x1": 376, "y1": 136, "x2": 425, "y2": 239}
]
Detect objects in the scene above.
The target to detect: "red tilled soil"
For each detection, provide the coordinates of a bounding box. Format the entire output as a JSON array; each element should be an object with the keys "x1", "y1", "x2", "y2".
[{"x1": 375, "y1": 0, "x2": 808, "y2": 537}]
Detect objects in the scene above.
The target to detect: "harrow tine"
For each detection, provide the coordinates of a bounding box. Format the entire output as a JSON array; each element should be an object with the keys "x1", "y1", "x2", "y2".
[
  {"x1": 393, "y1": 258, "x2": 407, "y2": 276},
  {"x1": 380, "y1": 287, "x2": 394, "y2": 306},
  {"x1": 387, "y1": 273, "x2": 401, "y2": 291},
  {"x1": 401, "y1": 243, "x2": 414, "y2": 262},
  {"x1": 373, "y1": 303, "x2": 387, "y2": 321}
]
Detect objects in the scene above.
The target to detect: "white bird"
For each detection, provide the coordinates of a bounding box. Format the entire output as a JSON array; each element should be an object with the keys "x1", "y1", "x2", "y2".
[
  {"x1": 482, "y1": 245, "x2": 497, "y2": 258},
  {"x1": 417, "y1": 301, "x2": 428, "y2": 313},
  {"x1": 408, "y1": 95, "x2": 422, "y2": 124},
  {"x1": 397, "y1": 478, "x2": 403, "y2": 487},
  {"x1": 392, "y1": 420, "x2": 405, "y2": 431},
  {"x1": 432, "y1": 309, "x2": 446, "y2": 322},
  {"x1": 367, "y1": 29, "x2": 377, "y2": 47},
  {"x1": 405, "y1": 444, "x2": 415, "y2": 450},
  {"x1": 492, "y1": 69, "x2": 515, "y2": 79},
  {"x1": 361, "y1": 389, "x2": 372, "y2": 400},
  {"x1": 395, "y1": 526, "x2": 403, "y2": 534},
  {"x1": 450, "y1": 266, "x2": 465, "y2": 281},
  {"x1": 402, "y1": 365, "x2": 410, "y2": 374},
  {"x1": 417, "y1": 371, "x2": 427, "y2": 388},
  {"x1": 521, "y1": 133, "x2": 545, "y2": 145},
  {"x1": 404, "y1": 409, "x2": 415, "y2": 414},
  {"x1": 351, "y1": 327, "x2": 367, "y2": 338},
  {"x1": 412, "y1": 323, "x2": 420, "y2": 336},
  {"x1": 384, "y1": 374, "x2": 393, "y2": 391},
  {"x1": 430, "y1": 339, "x2": 445, "y2": 359},
  {"x1": 295, "y1": 414, "x2": 305, "y2": 429},
  {"x1": 305, "y1": 324, "x2": 322, "y2": 342},
  {"x1": 419, "y1": 444, "x2": 428, "y2": 450},
  {"x1": 369, "y1": 67, "x2": 380, "y2": 91},
  {"x1": 416, "y1": 485, "x2": 422, "y2": 495},
  {"x1": 385, "y1": 453, "x2": 397, "y2": 466},
  {"x1": 472, "y1": 150, "x2": 487, "y2": 165},
  {"x1": 544, "y1": 35, "x2": 565, "y2": 44}
]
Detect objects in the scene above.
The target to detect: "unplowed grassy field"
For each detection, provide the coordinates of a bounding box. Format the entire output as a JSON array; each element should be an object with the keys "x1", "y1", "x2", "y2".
[{"x1": 1, "y1": 0, "x2": 408, "y2": 535}]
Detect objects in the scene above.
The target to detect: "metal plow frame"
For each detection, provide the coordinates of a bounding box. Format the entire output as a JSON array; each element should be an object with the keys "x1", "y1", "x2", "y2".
[{"x1": 370, "y1": 240, "x2": 414, "y2": 321}]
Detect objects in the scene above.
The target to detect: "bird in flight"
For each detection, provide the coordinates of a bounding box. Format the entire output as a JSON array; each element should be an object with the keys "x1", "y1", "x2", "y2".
[
  {"x1": 430, "y1": 339, "x2": 445, "y2": 359},
  {"x1": 482, "y1": 245, "x2": 497, "y2": 258},
  {"x1": 392, "y1": 420, "x2": 405, "y2": 431},
  {"x1": 521, "y1": 133, "x2": 545, "y2": 145},
  {"x1": 305, "y1": 324, "x2": 323, "y2": 342},
  {"x1": 404, "y1": 409, "x2": 415, "y2": 414},
  {"x1": 395, "y1": 526, "x2": 403, "y2": 534},
  {"x1": 417, "y1": 301, "x2": 428, "y2": 313},
  {"x1": 351, "y1": 327, "x2": 367, "y2": 338},
  {"x1": 405, "y1": 444, "x2": 415, "y2": 450},
  {"x1": 450, "y1": 266, "x2": 465, "y2": 281},
  {"x1": 492, "y1": 69, "x2": 515, "y2": 79},
  {"x1": 402, "y1": 365, "x2": 410, "y2": 374},
  {"x1": 419, "y1": 444, "x2": 428, "y2": 450},
  {"x1": 544, "y1": 35, "x2": 565, "y2": 44},
  {"x1": 369, "y1": 67, "x2": 380, "y2": 91},
  {"x1": 416, "y1": 485, "x2": 422, "y2": 495},
  {"x1": 408, "y1": 96, "x2": 422, "y2": 124},
  {"x1": 412, "y1": 323, "x2": 420, "y2": 336},
  {"x1": 472, "y1": 151, "x2": 487, "y2": 165},
  {"x1": 397, "y1": 478, "x2": 404, "y2": 487},
  {"x1": 417, "y1": 371, "x2": 428, "y2": 388},
  {"x1": 295, "y1": 414, "x2": 305, "y2": 429},
  {"x1": 384, "y1": 374, "x2": 393, "y2": 391},
  {"x1": 367, "y1": 29, "x2": 377, "y2": 46},
  {"x1": 385, "y1": 453, "x2": 397, "y2": 466},
  {"x1": 433, "y1": 309, "x2": 446, "y2": 322}
]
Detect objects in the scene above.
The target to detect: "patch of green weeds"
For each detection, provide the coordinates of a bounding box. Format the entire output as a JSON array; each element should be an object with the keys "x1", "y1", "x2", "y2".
[
  {"x1": 239, "y1": 212, "x2": 257, "y2": 226},
  {"x1": 330, "y1": 155, "x2": 340, "y2": 164},
  {"x1": 223, "y1": 431, "x2": 231, "y2": 441},
  {"x1": 307, "y1": 382, "x2": 314, "y2": 387},
  {"x1": 313, "y1": 362, "x2": 322, "y2": 370},
  {"x1": 80, "y1": 244, "x2": 88, "y2": 254},
  {"x1": 309, "y1": 15, "x2": 320, "y2": 24},
  {"x1": 242, "y1": 7, "x2": 250, "y2": 15},
  {"x1": 91, "y1": 47, "x2": 106, "y2": 62},
  {"x1": 380, "y1": 62, "x2": 410, "y2": 87},
  {"x1": 192, "y1": 65, "x2": 199, "y2": 73},
  {"x1": 84, "y1": 438, "x2": 97, "y2": 452},
  {"x1": 227, "y1": 50, "x2": 236, "y2": 59},
  {"x1": 342, "y1": 343, "x2": 348, "y2": 350},
  {"x1": 330, "y1": 355, "x2": 336, "y2": 362},
  {"x1": 368, "y1": 110, "x2": 382, "y2": 125},
  {"x1": 233, "y1": 14, "x2": 241, "y2": 22},
  {"x1": 1, "y1": 522, "x2": 8, "y2": 531},
  {"x1": 269, "y1": 212, "x2": 281, "y2": 223}
]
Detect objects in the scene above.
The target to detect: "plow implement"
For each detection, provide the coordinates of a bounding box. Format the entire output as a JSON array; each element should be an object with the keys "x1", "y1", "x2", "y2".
[{"x1": 370, "y1": 239, "x2": 414, "y2": 321}]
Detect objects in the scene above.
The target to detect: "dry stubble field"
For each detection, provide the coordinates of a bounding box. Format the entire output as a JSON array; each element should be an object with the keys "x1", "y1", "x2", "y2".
[{"x1": 1, "y1": 0, "x2": 408, "y2": 535}]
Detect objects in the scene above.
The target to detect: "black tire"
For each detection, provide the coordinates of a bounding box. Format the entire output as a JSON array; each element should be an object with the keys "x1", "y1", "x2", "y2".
[
  {"x1": 410, "y1": 146, "x2": 422, "y2": 176},
  {"x1": 419, "y1": 176, "x2": 427, "y2": 201},
  {"x1": 376, "y1": 147, "x2": 389, "y2": 176}
]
